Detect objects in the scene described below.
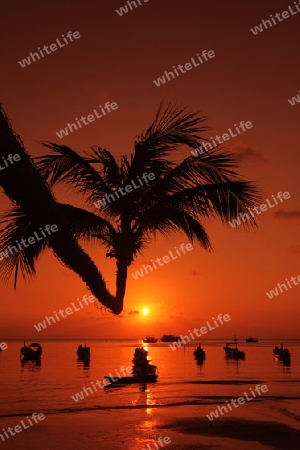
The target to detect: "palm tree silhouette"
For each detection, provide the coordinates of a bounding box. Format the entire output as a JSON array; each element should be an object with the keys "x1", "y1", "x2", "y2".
[
  {"x1": 0, "y1": 104, "x2": 117, "y2": 312},
  {"x1": 0, "y1": 102, "x2": 261, "y2": 314}
]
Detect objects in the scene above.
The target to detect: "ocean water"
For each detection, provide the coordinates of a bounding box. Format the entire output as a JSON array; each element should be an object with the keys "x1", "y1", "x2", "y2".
[{"x1": 0, "y1": 339, "x2": 299, "y2": 418}]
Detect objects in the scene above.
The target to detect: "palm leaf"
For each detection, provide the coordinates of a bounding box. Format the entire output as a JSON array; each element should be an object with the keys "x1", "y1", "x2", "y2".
[
  {"x1": 35, "y1": 143, "x2": 111, "y2": 206},
  {"x1": 130, "y1": 102, "x2": 210, "y2": 179},
  {"x1": 0, "y1": 208, "x2": 48, "y2": 286},
  {"x1": 57, "y1": 203, "x2": 118, "y2": 250},
  {"x1": 0, "y1": 204, "x2": 120, "y2": 285},
  {"x1": 134, "y1": 205, "x2": 212, "y2": 251}
]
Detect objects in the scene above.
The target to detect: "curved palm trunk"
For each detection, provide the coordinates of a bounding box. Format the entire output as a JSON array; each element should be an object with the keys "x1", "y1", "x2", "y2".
[
  {"x1": 0, "y1": 104, "x2": 123, "y2": 314},
  {"x1": 114, "y1": 216, "x2": 132, "y2": 309},
  {"x1": 116, "y1": 259, "x2": 128, "y2": 307}
]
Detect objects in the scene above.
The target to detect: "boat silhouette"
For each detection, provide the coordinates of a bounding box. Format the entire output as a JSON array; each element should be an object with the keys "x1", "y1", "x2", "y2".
[
  {"x1": 223, "y1": 339, "x2": 245, "y2": 360},
  {"x1": 193, "y1": 344, "x2": 206, "y2": 361},
  {"x1": 20, "y1": 341, "x2": 42, "y2": 361},
  {"x1": 77, "y1": 344, "x2": 90, "y2": 361},
  {"x1": 245, "y1": 337, "x2": 258, "y2": 343},
  {"x1": 142, "y1": 336, "x2": 157, "y2": 343},
  {"x1": 273, "y1": 343, "x2": 291, "y2": 364},
  {"x1": 160, "y1": 334, "x2": 180, "y2": 342},
  {"x1": 105, "y1": 347, "x2": 158, "y2": 387}
]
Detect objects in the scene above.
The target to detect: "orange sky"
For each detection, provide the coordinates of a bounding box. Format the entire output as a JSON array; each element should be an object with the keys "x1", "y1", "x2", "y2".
[{"x1": 0, "y1": 0, "x2": 299, "y2": 338}]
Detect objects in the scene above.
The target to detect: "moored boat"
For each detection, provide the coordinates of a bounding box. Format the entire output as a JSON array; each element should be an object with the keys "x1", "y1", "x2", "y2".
[
  {"x1": 20, "y1": 341, "x2": 42, "y2": 361},
  {"x1": 273, "y1": 344, "x2": 291, "y2": 363},
  {"x1": 160, "y1": 334, "x2": 180, "y2": 342},
  {"x1": 142, "y1": 336, "x2": 157, "y2": 343},
  {"x1": 246, "y1": 337, "x2": 258, "y2": 343},
  {"x1": 223, "y1": 339, "x2": 245, "y2": 359},
  {"x1": 193, "y1": 344, "x2": 206, "y2": 361},
  {"x1": 104, "y1": 347, "x2": 158, "y2": 387},
  {"x1": 77, "y1": 344, "x2": 90, "y2": 360}
]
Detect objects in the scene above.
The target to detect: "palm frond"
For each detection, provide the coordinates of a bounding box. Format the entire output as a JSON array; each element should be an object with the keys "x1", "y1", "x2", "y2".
[
  {"x1": 172, "y1": 181, "x2": 260, "y2": 227},
  {"x1": 0, "y1": 204, "x2": 120, "y2": 286},
  {"x1": 0, "y1": 208, "x2": 48, "y2": 286},
  {"x1": 57, "y1": 203, "x2": 118, "y2": 249},
  {"x1": 134, "y1": 205, "x2": 212, "y2": 251},
  {"x1": 130, "y1": 102, "x2": 210, "y2": 179},
  {"x1": 35, "y1": 143, "x2": 111, "y2": 206},
  {"x1": 85, "y1": 146, "x2": 121, "y2": 186}
]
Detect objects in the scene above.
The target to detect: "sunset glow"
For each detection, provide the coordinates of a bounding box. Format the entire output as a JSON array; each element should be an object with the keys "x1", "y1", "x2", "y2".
[
  {"x1": 0, "y1": 1, "x2": 300, "y2": 449},
  {"x1": 0, "y1": 0, "x2": 299, "y2": 344}
]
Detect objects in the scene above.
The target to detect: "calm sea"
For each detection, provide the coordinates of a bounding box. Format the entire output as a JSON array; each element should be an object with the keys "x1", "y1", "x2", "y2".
[{"x1": 0, "y1": 339, "x2": 299, "y2": 418}]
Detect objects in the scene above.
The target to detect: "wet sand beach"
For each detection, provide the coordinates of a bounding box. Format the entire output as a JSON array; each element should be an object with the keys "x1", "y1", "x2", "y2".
[{"x1": 1, "y1": 401, "x2": 300, "y2": 450}]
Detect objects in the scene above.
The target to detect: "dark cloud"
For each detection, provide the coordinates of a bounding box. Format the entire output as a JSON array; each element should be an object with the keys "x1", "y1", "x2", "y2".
[
  {"x1": 229, "y1": 143, "x2": 271, "y2": 165},
  {"x1": 189, "y1": 270, "x2": 200, "y2": 277},
  {"x1": 286, "y1": 245, "x2": 300, "y2": 254},
  {"x1": 273, "y1": 210, "x2": 300, "y2": 220},
  {"x1": 127, "y1": 310, "x2": 140, "y2": 315}
]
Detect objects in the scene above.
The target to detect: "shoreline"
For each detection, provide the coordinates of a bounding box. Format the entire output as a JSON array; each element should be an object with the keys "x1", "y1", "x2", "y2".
[{"x1": 0, "y1": 401, "x2": 299, "y2": 450}]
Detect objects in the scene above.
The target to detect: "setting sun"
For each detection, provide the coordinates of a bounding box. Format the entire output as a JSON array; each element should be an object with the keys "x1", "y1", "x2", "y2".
[{"x1": 142, "y1": 308, "x2": 149, "y2": 315}]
